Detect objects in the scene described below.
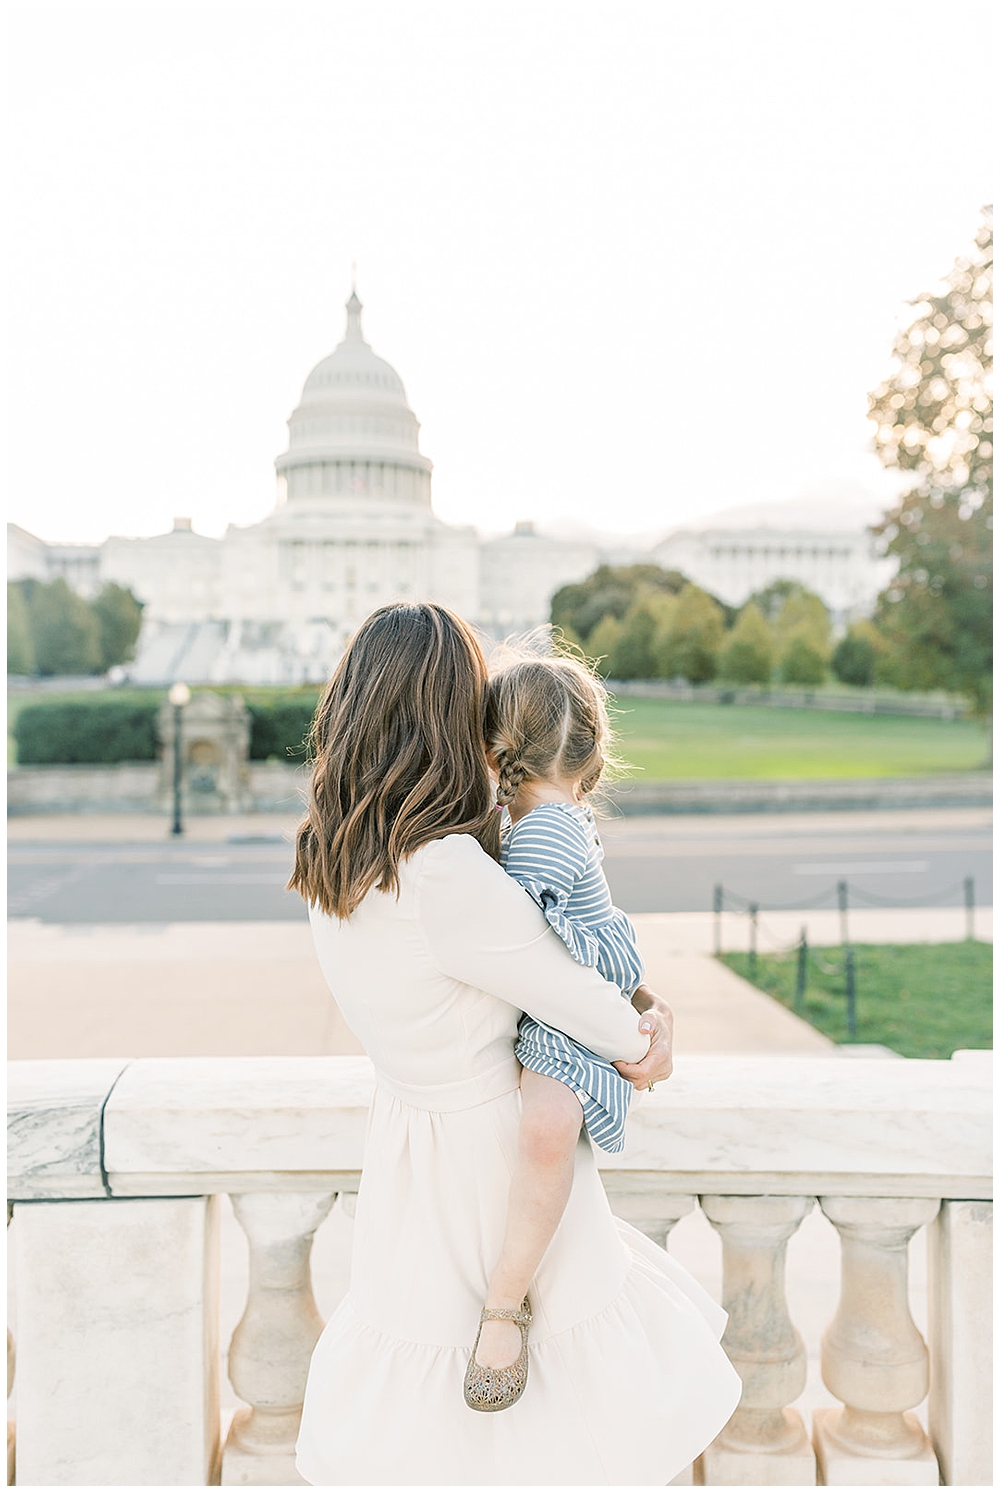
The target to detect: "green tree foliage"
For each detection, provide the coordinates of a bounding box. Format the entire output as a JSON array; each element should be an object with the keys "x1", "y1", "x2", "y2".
[
  {"x1": 26, "y1": 579, "x2": 102, "y2": 676},
  {"x1": 773, "y1": 587, "x2": 831, "y2": 658},
  {"x1": 586, "y1": 613, "x2": 624, "y2": 676},
  {"x1": 747, "y1": 579, "x2": 800, "y2": 625},
  {"x1": 718, "y1": 601, "x2": 773, "y2": 684},
  {"x1": 8, "y1": 577, "x2": 146, "y2": 677},
  {"x1": 655, "y1": 584, "x2": 725, "y2": 683},
  {"x1": 831, "y1": 622, "x2": 880, "y2": 688},
  {"x1": 551, "y1": 564, "x2": 686, "y2": 646},
  {"x1": 872, "y1": 491, "x2": 992, "y2": 708},
  {"x1": 92, "y1": 583, "x2": 144, "y2": 670},
  {"x1": 779, "y1": 632, "x2": 827, "y2": 686},
  {"x1": 868, "y1": 209, "x2": 993, "y2": 713},
  {"x1": 607, "y1": 594, "x2": 677, "y2": 680},
  {"x1": 756, "y1": 585, "x2": 832, "y2": 686},
  {"x1": 7, "y1": 583, "x2": 35, "y2": 674},
  {"x1": 868, "y1": 206, "x2": 992, "y2": 506}
]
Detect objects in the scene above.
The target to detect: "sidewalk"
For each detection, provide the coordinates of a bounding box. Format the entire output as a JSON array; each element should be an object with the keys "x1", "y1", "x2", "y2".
[
  {"x1": 10, "y1": 908, "x2": 989, "y2": 1062},
  {"x1": 6, "y1": 812, "x2": 299, "y2": 842}
]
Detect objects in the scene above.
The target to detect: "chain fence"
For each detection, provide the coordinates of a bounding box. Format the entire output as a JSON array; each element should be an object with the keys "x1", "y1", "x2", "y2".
[{"x1": 711, "y1": 875, "x2": 978, "y2": 1039}]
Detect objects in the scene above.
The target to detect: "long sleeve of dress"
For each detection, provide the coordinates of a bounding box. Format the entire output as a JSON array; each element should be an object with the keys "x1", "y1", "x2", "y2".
[{"x1": 415, "y1": 833, "x2": 649, "y2": 1065}]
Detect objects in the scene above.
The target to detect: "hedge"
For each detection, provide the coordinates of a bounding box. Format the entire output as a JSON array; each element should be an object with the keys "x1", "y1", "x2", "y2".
[
  {"x1": 246, "y1": 694, "x2": 319, "y2": 762},
  {"x1": 13, "y1": 692, "x2": 321, "y2": 765},
  {"x1": 14, "y1": 698, "x2": 160, "y2": 764}
]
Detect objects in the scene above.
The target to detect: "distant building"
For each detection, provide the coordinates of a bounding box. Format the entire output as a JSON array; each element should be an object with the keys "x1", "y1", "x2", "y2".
[
  {"x1": 651, "y1": 497, "x2": 894, "y2": 627},
  {"x1": 7, "y1": 302, "x2": 895, "y2": 679},
  {"x1": 8, "y1": 293, "x2": 597, "y2": 683}
]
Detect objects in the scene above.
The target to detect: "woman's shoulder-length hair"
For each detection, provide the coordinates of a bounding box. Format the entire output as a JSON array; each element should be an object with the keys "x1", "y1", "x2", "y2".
[{"x1": 288, "y1": 603, "x2": 498, "y2": 919}]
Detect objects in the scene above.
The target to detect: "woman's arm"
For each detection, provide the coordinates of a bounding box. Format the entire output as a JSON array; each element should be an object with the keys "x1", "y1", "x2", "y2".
[{"x1": 416, "y1": 835, "x2": 649, "y2": 1065}]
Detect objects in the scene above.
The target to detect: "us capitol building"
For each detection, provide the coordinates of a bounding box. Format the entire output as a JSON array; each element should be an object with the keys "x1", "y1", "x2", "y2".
[{"x1": 8, "y1": 293, "x2": 890, "y2": 683}]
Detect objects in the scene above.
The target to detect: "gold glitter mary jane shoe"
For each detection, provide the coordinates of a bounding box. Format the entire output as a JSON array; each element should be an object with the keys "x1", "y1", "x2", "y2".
[{"x1": 463, "y1": 1298, "x2": 532, "y2": 1412}]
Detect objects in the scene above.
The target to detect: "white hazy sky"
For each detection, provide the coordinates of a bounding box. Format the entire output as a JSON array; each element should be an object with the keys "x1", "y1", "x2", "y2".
[{"x1": 4, "y1": 0, "x2": 992, "y2": 545}]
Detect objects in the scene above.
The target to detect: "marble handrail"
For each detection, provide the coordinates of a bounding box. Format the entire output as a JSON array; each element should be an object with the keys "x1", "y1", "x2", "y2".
[
  {"x1": 6, "y1": 1052, "x2": 992, "y2": 1487},
  {"x1": 7, "y1": 1052, "x2": 992, "y2": 1202}
]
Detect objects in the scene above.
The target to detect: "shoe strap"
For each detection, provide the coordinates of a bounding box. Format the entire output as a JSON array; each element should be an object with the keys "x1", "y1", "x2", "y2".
[{"x1": 480, "y1": 1301, "x2": 532, "y2": 1327}]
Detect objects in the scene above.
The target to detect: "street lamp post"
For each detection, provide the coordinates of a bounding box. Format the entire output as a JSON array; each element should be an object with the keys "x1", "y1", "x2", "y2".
[{"x1": 168, "y1": 682, "x2": 191, "y2": 836}]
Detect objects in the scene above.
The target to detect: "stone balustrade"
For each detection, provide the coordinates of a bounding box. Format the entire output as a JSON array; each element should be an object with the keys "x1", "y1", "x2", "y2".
[{"x1": 7, "y1": 1052, "x2": 992, "y2": 1487}]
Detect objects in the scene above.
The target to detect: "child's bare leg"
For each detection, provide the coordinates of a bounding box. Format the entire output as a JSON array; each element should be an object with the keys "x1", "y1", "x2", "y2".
[{"x1": 475, "y1": 1068, "x2": 583, "y2": 1369}]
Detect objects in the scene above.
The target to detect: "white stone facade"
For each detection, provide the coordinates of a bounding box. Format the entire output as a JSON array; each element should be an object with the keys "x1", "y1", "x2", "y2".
[
  {"x1": 7, "y1": 298, "x2": 895, "y2": 681},
  {"x1": 652, "y1": 503, "x2": 896, "y2": 627}
]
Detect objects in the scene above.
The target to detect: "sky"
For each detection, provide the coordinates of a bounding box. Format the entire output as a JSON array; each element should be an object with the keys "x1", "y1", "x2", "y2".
[{"x1": 4, "y1": 0, "x2": 993, "y2": 545}]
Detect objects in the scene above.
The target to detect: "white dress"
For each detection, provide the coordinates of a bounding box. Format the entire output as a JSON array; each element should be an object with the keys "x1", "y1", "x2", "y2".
[{"x1": 296, "y1": 834, "x2": 741, "y2": 1486}]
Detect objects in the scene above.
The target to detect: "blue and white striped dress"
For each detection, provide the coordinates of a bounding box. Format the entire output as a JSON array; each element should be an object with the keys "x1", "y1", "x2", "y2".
[{"x1": 501, "y1": 801, "x2": 644, "y2": 1153}]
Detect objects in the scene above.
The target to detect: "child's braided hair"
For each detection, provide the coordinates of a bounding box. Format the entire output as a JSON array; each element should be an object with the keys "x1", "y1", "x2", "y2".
[{"x1": 485, "y1": 652, "x2": 615, "y2": 818}]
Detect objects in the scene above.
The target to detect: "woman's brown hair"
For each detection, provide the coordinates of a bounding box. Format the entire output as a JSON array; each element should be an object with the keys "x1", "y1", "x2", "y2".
[{"x1": 288, "y1": 603, "x2": 497, "y2": 918}]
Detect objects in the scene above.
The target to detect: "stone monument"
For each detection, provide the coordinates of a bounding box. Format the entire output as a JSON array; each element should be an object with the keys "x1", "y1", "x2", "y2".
[{"x1": 157, "y1": 691, "x2": 252, "y2": 815}]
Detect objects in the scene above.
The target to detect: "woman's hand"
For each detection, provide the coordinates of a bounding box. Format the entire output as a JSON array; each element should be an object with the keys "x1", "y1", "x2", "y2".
[{"x1": 613, "y1": 984, "x2": 674, "y2": 1091}]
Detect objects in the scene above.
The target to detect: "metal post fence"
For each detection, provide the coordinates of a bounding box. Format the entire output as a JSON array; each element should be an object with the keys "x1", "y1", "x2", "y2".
[
  {"x1": 748, "y1": 903, "x2": 759, "y2": 979},
  {"x1": 844, "y1": 945, "x2": 858, "y2": 1039},
  {"x1": 964, "y1": 876, "x2": 976, "y2": 941},
  {"x1": 713, "y1": 884, "x2": 723, "y2": 956},
  {"x1": 795, "y1": 926, "x2": 808, "y2": 1014},
  {"x1": 837, "y1": 879, "x2": 850, "y2": 948}
]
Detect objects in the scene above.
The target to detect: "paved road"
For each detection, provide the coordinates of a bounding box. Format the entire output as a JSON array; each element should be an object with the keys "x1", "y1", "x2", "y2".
[{"x1": 7, "y1": 809, "x2": 991, "y2": 922}]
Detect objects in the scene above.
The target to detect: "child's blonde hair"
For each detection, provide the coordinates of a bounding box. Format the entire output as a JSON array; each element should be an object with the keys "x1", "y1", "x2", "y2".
[{"x1": 485, "y1": 653, "x2": 614, "y2": 810}]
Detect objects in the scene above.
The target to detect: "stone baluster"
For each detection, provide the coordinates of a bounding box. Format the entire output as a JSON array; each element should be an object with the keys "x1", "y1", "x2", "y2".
[
  {"x1": 7, "y1": 1328, "x2": 15, "y2": 1487},
  {"x1": 608, "y1": 1189, "x2": 695, "y2": 1249},
  {"x1": 698, "y1": 1194, "x2": 815, "y2": 1485},
  {"x1": 223, "y1": 1191, "x2": 336, "y2": 1486},
  {"x1": 813, "y1": 1196, "x2": 940, "y2": 1484},
  {"x1": 6, "y1": 1205, "x2": 13, "y2": 1486},
  {"x1": 927, "y1": 1199, "x2": 993, "y2": 1487}
]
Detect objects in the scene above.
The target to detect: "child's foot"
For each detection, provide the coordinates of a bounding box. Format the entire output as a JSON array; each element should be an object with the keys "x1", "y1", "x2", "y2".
[
  {"x1": 463, "y1": 1299, "x2": 532, "y2": 1412},
  {"x1": 474, "y1": 1315, "x2": 523, "y2": 1369}
]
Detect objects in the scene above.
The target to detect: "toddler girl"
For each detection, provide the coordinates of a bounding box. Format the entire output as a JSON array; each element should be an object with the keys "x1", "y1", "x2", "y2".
[{"x1": 463, "y1": 654, "x2": 651, "y2": 1413}]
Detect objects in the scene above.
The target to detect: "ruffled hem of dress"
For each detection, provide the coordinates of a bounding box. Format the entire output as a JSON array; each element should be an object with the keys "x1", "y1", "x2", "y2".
[{"x1": 295, "y1": 1220, "x2": 741, "y2": 1487}]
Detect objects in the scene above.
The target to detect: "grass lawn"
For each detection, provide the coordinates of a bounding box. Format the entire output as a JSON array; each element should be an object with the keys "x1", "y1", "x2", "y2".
[
  {"x1": 611, "y1": 696, "x2": 989, "y2": 780},
  {"x1": 721, "y1": 942, "x2": 993, "y2": 1058}
]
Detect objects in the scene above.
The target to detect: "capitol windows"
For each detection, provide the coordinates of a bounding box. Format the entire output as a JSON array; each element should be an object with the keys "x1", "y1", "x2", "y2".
[{"x1": 281, "y1": 541, "x2": 309, "y2": 590}]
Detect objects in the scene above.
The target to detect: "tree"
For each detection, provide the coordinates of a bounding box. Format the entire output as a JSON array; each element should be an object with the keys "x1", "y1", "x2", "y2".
[
  {"x1": 831, "y1": 622, "x2": 881, "y2": 688},
  {"x1": 27, "y1": 578, "x2": 102, "y2": 676},
  {"x1": 586, "y1": 613, "x2": 624, "y2": 677},
  {"x1": 551, "y1": 564, "x2": 686, "y2": 646},
  {"x1": 608, "y1": 593, "x2": 677, "y2": 679},
  {"x1": 7, "y1": 583, "x2": 35, "y2": 674},
  {"x1": 747, "y1": 579, "x2": 800, "y2": 626},
  {"x1": 772, "y1": 586, "x2": 831, "y2": 659},
  {"x1": 779, "y1": 631, "x2": 827, "y2": 686},
  {"x1": 718, "y1": 602, "x2": 773, "y2": 684},
  {"x1": 868, "y1": 208, "x2": 993, "y2": 714},
  {"x1": 655, "y1": 584, "x2": 725, "y2": 683},
  {"x1": 868, "y1": 206, "x2": 991, "y2": 507},
  {"x1": 92, "y1": 583, "x2": 143, "y2": 670}
]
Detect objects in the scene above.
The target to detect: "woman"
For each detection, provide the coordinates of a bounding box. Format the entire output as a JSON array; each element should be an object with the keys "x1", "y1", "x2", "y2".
[{"x1": 290, "y1": 603, "x2": 740, "y2": 1486}]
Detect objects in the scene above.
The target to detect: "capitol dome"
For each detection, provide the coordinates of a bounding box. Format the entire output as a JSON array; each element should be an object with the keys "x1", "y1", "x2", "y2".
[{"x1": 276, "y1": 290, "x2": 432, "y2": 506}]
